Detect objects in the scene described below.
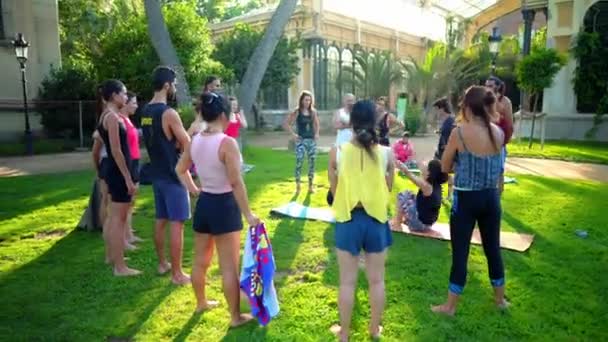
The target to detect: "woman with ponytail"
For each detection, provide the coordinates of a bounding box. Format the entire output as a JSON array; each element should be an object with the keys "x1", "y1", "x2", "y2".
[
  {"x1": 432, "y1": 86, "x2": 507, "y2": 316},
  {"x1": 91, "y1": 86, "x2": 111, "y2": 254},
  {"x1": 328, "y1": 100, "x2": 394, "y2": 341},
  {"x1": 175, "y1": 91, "x2": 259, "y2": 327},
  {"x1": 97, "y1": 79, "x2": 141, "y2": 276}
]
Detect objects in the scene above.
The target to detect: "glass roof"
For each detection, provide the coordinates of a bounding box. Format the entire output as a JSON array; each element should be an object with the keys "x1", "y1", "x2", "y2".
[
  {"x1": 430, "y1": 0, "x2": 500, "y2": 18},
  {"x1": 220, "y1": 0, "x2": 503, "y2": 41},
  {"x1": 324, "y1": 0, "x2": 502, "y2": 41}
]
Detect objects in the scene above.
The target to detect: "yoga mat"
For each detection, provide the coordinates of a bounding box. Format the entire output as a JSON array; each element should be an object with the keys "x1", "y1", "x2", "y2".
[
  {"x1": 271, "y1": 203, "x2": 533, "y2": 252},
  {"x1": 270, "y1": 202, "x2": 335, "y2": 223},
  {"x1": 504, "y1": 176, "x2": 517, "y2": 184},
  {"x1": 242, "y1": 164, "x2": 255, "y2": 173},
  {"x1": 391, "y1": 222, "x2": 534, "y2": 252}
]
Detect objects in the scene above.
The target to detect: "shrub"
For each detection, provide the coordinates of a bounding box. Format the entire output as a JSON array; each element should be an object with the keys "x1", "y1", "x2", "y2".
[
  {"x1": 177, "y1": 104, "x2": 197, "y2": 129},
  {"x1": 405, "y1": 104, "x2": 423, "y2": 136},
  {"x1": 37, "y1": 65, "x2": 98, "y2": 138}
]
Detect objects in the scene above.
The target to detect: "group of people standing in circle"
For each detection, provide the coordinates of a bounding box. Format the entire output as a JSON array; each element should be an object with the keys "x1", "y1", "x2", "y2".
[
  {"x1": 92, "y1": 67, "x2": 258, "y2": 327},
  {"x1": 324, "y1": 77, "x2": 512, "y2": 340},
  {"x1": 91, "y1": 66, "x2": 514, "y2": 336}
]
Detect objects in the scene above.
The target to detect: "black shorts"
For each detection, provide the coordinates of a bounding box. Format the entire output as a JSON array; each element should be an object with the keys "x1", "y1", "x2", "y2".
[
  {"x1": 193, "y1": 192, "x2": 242, "y2": 235},
  {"x1": 98, "y1": 158, "x2": 109, "y2": 180},
  {"x1": 106, "y1": 166, "x2": 132, "y2": 203},
  {"x1": 130, "y1": 159, "x2": 140, "y2": 183}
]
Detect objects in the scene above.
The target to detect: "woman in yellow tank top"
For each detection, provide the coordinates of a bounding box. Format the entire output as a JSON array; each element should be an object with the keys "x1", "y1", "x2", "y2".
[{"x1": 328, "y1": 100, "x2": 394, "y2": 341}]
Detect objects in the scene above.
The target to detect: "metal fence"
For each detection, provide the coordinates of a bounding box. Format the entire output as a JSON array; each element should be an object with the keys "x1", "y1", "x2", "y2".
[{"x1": 1, "y1": 100, "x2": 97, "y2": 147}]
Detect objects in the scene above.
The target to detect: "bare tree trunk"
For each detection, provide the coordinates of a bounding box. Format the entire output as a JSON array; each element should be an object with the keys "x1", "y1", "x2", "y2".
[
  {"x1": 528, "y1": 93, "x2": 539, "y2": 149},
  {"x1": 237, "y1": 0, "x2": 298, "y2": 127},
  {"x1": 144, "y1": 0, "x2": 191, "y2": 107}
]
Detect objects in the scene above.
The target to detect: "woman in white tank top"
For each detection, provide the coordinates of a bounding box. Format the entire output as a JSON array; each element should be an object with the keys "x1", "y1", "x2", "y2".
[{"x1": 334, "y1": 94, "x2": 356, "y2": 147}]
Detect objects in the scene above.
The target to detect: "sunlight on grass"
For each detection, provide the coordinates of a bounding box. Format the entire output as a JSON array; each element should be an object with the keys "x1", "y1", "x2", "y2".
[
  {"x1": 0, "y1": 148, "x2": 607, "y2": 340},
  {"x1": 508, "y1": 139, "x2": 608, "y2": 164}
]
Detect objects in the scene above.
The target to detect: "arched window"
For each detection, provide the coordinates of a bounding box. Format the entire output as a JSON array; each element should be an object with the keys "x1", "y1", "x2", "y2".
[
  {"x1": 327, "y1": 46, "x2": 340, "y2": 109},
  {"x1": 340, "y1": 48, "x2": 354, "y2": 97}
]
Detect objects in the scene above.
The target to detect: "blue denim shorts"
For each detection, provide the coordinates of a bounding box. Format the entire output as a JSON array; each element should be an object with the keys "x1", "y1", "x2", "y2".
[
  {"x1": 152, "y1": 179, "x2": 190, "y2": 222},
  {"x1": 500, "y1": 146, "x2": 507, "y2": 174},
  {"x1": 335, "y1": 208, "x2": 393, "y2": 256}
]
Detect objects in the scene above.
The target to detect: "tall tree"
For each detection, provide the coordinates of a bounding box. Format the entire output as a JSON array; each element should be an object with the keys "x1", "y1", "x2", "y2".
[
  {"x1": 97, "y1": 1, "x2": 221, "y2": 100},
  {"x1": 144, "y1": 0, "x2": 191, "y2": 106},
  {"x1": 516, "y1": 48, "x2": 566, "y2": 147},
  {"x1": 213, "y1": 23, "x2": 300, "y2": 91},
  {"x1": 237, "y1": 0, "x2": 298, "y2": 125}
]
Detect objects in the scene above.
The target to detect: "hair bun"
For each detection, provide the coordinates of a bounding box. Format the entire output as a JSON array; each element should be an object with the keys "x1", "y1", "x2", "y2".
[
  {"x1": 355, "y1": 128, "x2": 374, "y2": 146},
  {"x1": 483, "y1": 90, "x2": 496, "y2": 106}
]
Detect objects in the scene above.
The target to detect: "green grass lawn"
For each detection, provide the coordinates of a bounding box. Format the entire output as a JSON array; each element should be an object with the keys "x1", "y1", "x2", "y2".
[
  {"x1": 1, "y1": 147, "x2": 607, "y2": 341},
  {"x1": 508, "y1": 138, "x2": 608, "y2": 164}
]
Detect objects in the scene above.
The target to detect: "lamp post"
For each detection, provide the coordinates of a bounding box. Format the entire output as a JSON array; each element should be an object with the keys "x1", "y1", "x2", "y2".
[
  {"x1": 488, "y1": 27, "x2": 502, "y2": 76},
  {"x1": 12, "y1": 33, "x2": 32, "y2": 155}
]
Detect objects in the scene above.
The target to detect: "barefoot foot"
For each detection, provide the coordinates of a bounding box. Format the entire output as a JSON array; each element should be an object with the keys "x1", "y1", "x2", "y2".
[
  {"x1": 230, "y1": 313, "x2": 254, "y2": 328},
  {"x1": 329, "y1": 324, "x2": 348, "y2": 342},
  {"x1": 171, "y1": 273, "x2": 191, "y2": 285},
  {"x1": 125, "y1": 242, "x2": 137, "y2": 251},
  {"x1": 157, "y1": 262, "x2": 171, "y2": 275},
  {"x1": 113, "y1": 267, "x2": 142, "y2": 277},
  {"x1": 369, "y1": 325, "x2": 383, "y2": 339},
  {"x1": 129, "y1": 235, "x2": 144, "y2": 243},
  {"x1": 195, "y1": 300, "x2": 220, "y2": 313},
  {"x1": 496, "y1": 299, "x2": 511, "y2": 310},
  {"x1": 431, "y1": 304, "x2": 455, "y2": 316}
]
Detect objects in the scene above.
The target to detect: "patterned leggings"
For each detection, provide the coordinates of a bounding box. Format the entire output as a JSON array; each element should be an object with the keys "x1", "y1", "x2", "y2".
[{"x1": 295, "y1": 138, "x2": 316, "y2": 184}]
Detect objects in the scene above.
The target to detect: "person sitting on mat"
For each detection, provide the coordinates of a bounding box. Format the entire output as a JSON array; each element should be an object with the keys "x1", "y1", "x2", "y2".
[
  {"x1": 391, "y1": 159, "x2": 447, "y2": 232},
  {"x1": 392, "y1": 131, "x2": 416, "y2": 168}
]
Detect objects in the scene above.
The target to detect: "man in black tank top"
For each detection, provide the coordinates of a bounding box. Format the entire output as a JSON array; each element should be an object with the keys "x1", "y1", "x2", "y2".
[{"x1": 141, "y1": 66, "x2": 193, "y2": 285}]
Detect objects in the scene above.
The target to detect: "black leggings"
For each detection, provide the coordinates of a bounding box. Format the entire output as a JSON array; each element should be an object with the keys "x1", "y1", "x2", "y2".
[{"x1": 448, "y1": 189, "x2": 504, "y2": 295}]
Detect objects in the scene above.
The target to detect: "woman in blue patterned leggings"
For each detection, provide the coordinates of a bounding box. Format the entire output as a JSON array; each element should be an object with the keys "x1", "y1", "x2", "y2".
[{"x1": 284, "y1": 91, "x2": 320, "y2": 194}]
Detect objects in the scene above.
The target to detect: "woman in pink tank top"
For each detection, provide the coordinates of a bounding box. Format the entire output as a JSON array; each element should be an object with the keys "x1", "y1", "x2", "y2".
[
  {"x1": 224, "y1": 96, "x2": 248, "y2": 139},
  {"x1": 176, "y1": 92, "x2": 260, "y2": 327},
  {"x1": 119, "y1": 92, "x2": 143, "y2": 248}
]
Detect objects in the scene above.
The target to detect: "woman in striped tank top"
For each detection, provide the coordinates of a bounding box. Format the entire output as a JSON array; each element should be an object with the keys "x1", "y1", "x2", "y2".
[{"x1": 432, "y1": 86, "x2": 507, "y2": 316}]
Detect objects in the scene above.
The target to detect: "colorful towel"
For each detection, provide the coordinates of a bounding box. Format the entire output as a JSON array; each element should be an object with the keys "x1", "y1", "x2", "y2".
[{"x1": 239, "y1": 223, "x2": 280, "y2": 326}]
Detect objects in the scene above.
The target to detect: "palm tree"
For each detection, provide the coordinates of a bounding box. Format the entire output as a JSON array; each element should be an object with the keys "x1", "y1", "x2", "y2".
[
  {"x1": 401, "y1": 43, "x2": 481, "y2": 130},
  {"x1": 402, "y1": 43, "x2": 480, "y2": 108},
  {"x1": 340, "y1": 50, "x2": 404, "y2": 99}
]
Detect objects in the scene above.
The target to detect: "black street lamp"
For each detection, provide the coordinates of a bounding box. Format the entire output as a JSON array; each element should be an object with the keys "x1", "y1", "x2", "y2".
[
  {"x1": 488, "y1": 27, "x2": 502, "y2": 76},
  {"x1": 12, "y1": 33, "x2": 33, "y2": 155}
]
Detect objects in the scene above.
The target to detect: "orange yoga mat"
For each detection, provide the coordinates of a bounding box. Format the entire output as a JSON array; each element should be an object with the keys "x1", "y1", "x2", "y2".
[{"x1": 391, "y1": 222, "x2": 534, "y2": 252}]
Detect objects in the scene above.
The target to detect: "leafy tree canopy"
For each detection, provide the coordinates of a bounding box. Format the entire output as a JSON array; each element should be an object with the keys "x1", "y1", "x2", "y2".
[{"x1": 213, "y1": 23, "x2": 300, "y2": 90}]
